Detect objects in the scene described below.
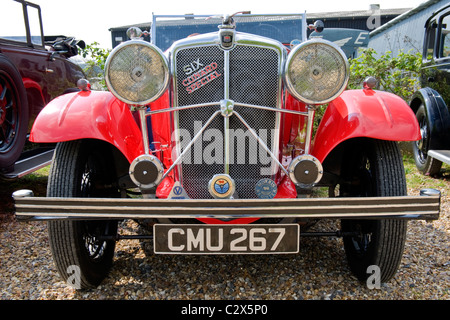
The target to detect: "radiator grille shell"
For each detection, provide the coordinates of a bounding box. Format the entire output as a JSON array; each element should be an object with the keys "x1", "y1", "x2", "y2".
[{"x1": 170, "y1": 34, "x2": 285, "y2": 199}]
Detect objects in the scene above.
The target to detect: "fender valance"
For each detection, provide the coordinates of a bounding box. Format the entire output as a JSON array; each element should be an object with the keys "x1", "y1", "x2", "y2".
[
  {"x1": 30, "y1": 90, "x2": 143, "y2": 163},
  {"x1": 312, "y1": 89, "x2": 421, "y2": 163}
]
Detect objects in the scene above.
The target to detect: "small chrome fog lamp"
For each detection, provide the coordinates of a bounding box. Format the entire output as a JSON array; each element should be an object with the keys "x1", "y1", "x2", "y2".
[
  {"x1": 285, "y1": 39, "x2": 349, "y2": 105},
  {"x1": 105, "y1": 40, "x2": 169, "y2": 105},
  {"x1": 129, "y1": 154, "x2": 164, "y2": 189},
  {"x1": 288, "y1": 154, "x2": 323, "y2": 188}
]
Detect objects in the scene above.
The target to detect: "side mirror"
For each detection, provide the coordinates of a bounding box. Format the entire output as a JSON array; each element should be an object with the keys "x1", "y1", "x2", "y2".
[
  {"x1": 126, "y1": 27, "x2": 150, "y2": 40},
  {"x1": 308, "y1": 20, "x2": 324, "y2": 33}
]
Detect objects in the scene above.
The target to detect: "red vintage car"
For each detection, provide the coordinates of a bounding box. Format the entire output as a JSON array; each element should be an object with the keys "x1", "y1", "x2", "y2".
[
  {"x1": 13, "y1": 13, "x2": 440, "y2": 289},
  {"x1": 0, "y1": 0, "x2": 84, "y2": 178}
]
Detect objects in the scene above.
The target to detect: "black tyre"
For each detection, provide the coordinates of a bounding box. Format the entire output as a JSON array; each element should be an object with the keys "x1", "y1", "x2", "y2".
[
  {"x1": 340, "y1": 139, "x2": 408, "y2": 283},
  {"x1": 0, "y1": 54, "x2": 29, "y2": 170},
  {"x1": 47, "y1": 140, "x2": 120, "y2": 289},
  {"x1": 412, "y1": 104, "x2": 442, "y2": 175}
]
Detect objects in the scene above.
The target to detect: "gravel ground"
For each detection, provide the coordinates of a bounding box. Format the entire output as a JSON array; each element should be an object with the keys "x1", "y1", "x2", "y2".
[{"x1": 0, "y1": 186, "x2": 448, "y2": 301}]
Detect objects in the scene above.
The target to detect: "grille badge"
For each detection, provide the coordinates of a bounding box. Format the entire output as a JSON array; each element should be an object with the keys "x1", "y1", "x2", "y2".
[
  {"x1": 220, "y1": 99, "x2": 234, "y2": 117},
  {"x1": 208, "y1": 174, "x2": 235, "y2": 199},
  {"x1": 255, "y1": 178, "x2": 278, "y2": 199}
]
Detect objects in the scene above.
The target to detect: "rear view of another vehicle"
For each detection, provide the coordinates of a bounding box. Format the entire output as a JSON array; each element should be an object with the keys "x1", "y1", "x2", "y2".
[{"x1": 0, "y1": 0, "x2": 84, "y2": 178}]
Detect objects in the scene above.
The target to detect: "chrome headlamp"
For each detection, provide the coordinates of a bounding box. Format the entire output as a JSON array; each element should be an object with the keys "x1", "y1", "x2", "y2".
[
  {"x1": 285, "y1": 39, "x2": 349, "y2": 105},
  {"x1": 105, "y1": 40, "x2": 169, "y2": 105}
]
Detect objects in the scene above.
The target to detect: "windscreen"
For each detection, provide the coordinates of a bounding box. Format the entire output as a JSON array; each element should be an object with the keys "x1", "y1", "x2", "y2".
[
  {"x1": 152, "y1": 14, "x2": 306, "y2": 51},
  {"x1": 0, "y1": 1, "x2": 43, "y2": 46}
]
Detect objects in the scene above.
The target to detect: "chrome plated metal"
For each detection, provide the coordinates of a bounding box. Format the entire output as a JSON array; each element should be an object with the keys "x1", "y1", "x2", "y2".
[
  {"x1": 224, "y1": 51, "x2": 231, "y2": 174},
  {"x1": 304, "y1": 107, "x2": 315, "y2": 155},
  {"x1": 288, "y1": 154, "x2": 323, "y2": 187},
  {"x1": 146, "y1": 102, "x2": 308, "y2": 117},
  {"x1": 105, "y1": 40, "x2": 169, "y2": 106},
  {"x1": 13, "y1": 190, "x2": 441, "y2": 221},
  {"x1": 234, "y1": 111, "x2": 289, "y2": 177},
  {"x1": 167, "y1": 31, "x2": 286, "y2": 199},
  {"x1": 129, "y1": 154, "x2": 164, "y2": 189},
  {"x1": 284, "y1": 38, "x2": 349, "y2": 105},
  {"x1": 161, "y1": 110, "x2": 221, "y2": 182},
  {"x1": 139, "y1": 108, "x2": 150, "y2": 155}
]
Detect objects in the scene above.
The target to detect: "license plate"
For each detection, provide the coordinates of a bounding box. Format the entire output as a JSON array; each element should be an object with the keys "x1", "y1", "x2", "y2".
[{"x1": 153, "y1": 224, "x2": 299, "y2": 254}]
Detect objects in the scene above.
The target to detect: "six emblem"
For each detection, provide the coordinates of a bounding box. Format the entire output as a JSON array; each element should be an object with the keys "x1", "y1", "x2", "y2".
[{"x1": 181, "y1": 59, "x2": 222, "y2": 94}]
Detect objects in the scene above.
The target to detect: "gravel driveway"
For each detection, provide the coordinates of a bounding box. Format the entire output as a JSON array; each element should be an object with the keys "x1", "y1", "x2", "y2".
[{"x1": 1, "y1": 185, "x2": 448, "y2": 301}]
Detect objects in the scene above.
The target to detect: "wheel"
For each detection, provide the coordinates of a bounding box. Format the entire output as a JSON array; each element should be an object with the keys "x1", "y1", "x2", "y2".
[
  {"x1": 412, "y1": 104, "x2": 442, "y2": 175},
  {"x1": 340, "y1": 139, "x2": 408, "y2": 283},
  {"x1": 0, "y1": 54, "x2": 29, "y2": 170},
  {"x1": 47, "y1": 140, "x2": 120, "y2": 289}
]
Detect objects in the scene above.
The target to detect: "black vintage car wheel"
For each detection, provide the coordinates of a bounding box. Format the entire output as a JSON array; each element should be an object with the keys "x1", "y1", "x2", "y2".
[
  {"x1": 47, "y1": 140, "x2": 120, "y2": 289},
  {"x1": 412, "y1": 104, "x2": 442, "y2": 176},
  {"x1": 340, "y1": 139, "x2": 407, "y2": 283},
  {"x1": 0, "y1": 54, "x2": 29, "y2": 170}
]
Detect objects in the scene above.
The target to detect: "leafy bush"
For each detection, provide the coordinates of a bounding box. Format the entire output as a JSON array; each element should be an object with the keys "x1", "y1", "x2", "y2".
[
  {"x1": 80, "y1": 42, "x2": 111, "y2": 90},
  {"x1": 313, "y1": 49, "x2": 422, "y2": 132},
  {"x1": 348, "y1": 48, "x2": 422, "y2": 102}
]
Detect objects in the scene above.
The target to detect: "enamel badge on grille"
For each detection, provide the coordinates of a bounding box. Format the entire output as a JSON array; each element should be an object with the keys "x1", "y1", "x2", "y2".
[
  {"x1": 181, "y1": 60, "x2": 222, "y2": 94},
  {"x1": 208, "y1": 174, "x2": 235, "y2": 199}
]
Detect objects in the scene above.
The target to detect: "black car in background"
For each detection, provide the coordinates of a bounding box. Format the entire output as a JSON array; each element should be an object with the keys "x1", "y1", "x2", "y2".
[
  {"x1": 410, "y1": 3, "x2": 450, "y2": 175},
  {"x1": 0, "y1": 0, "x2": 84, "y2": 179}
]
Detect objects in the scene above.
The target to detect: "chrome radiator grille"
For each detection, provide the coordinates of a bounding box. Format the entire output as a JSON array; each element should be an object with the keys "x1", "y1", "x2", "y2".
[{"x1": 174, "y1": 43, "x2": 281, "y2": 199}]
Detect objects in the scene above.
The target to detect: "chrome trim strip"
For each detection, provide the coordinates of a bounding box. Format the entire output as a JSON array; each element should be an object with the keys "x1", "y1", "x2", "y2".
[
  {"x1": 304, "y1": 107, "x2": 315, "y2": 155},
  {"x1": 146, "y1": 102, "x2": 309, "y2": 117},
  {"x1": 234, "y1": 111, "x2": 289, "y2": 177},
  {"x1": 224, "y1": 50, "x2": 230, "y2": 174},
  {"x1": 233, "y1": 102, "x2": 309, "y2": 116},
  {"x1": 161, "y1": 110, "x2": 221, "y2": 182},
  {"x1": 147, "y1": 102, "x2": 219, "y2": 115},
  {"x1": 13, "y1": 192, "x2": 441, "y2": 221},
  {"x1": 139, "y1": 108, "x2": 151, "y2": 155}
]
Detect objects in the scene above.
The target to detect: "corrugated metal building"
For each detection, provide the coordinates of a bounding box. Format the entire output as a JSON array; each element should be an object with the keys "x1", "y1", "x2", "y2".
[
  {"x1": 368, "y1": 0, "x2": 448, "y2": 56},
  {"x1": 306, "y1": 6, "x2": 409, "y2": 31}
]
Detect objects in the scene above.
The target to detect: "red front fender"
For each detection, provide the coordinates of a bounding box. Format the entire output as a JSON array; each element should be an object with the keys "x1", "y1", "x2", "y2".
[
  {"x1": 311, "y1": 89, "x2": 421, "y2": 163},
  {"x1": 30, "y1": 90, "x2": 143, "y2": 163}
]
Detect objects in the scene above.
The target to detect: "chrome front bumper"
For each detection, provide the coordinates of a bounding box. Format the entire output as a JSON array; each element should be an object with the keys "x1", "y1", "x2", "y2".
[{"x1": 13, "y1": 189, "x2": 441, "y2": 221}]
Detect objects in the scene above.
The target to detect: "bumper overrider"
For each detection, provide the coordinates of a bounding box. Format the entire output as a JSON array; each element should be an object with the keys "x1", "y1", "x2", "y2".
[{"x1": 13, "y1": 189, "x2": 441, "y2": 221}]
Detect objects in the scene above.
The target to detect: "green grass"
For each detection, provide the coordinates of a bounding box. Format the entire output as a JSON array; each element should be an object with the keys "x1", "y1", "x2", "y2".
[
  {"x1": 0, "y1": 165, "x2": 50, "y2": 217},
  {"x1": 403, "y1": 151, "x2": 450, "y2": 195}
]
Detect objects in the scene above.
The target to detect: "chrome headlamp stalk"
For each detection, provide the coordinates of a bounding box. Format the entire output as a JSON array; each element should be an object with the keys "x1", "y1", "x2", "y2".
[{"x1": 105, "y1": 39, "x2": 170, "y2": 192}]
